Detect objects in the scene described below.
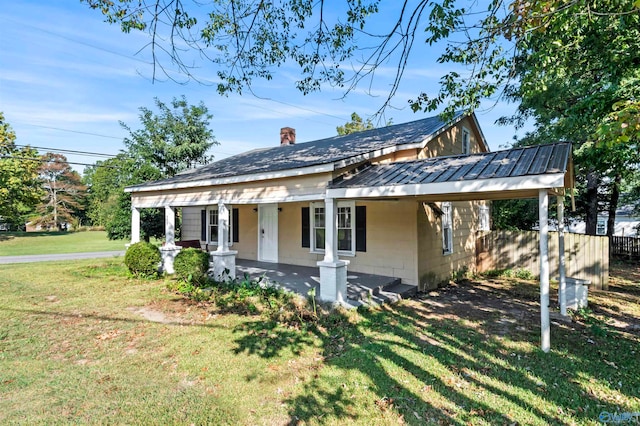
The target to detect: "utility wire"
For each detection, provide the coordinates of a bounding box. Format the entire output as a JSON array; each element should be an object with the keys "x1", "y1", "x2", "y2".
[
  {"x1": 16, "y1": 123, "x2": 124, "y2": 140},
  {"x1": 0, "y1": 155, "x2": 118, "y2": 169},
  {"x1": 15, "y1": 145, "x2": 118, "y2": 158}
]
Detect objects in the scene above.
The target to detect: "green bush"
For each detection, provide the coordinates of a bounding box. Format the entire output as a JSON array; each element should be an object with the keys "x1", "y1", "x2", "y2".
[
  {"x1": 124, "y1": 242, "x2": 161, "y2": 278},
  {"x1": 174, "y1": 248, "x2": 210, "y2": 286}
]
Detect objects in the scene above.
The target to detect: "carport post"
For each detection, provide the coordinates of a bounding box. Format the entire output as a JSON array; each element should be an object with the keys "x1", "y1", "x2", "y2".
[
  {"x1": 539, "y1": 189, "x2": 550, "y2": 353},
  {"x1": 558, "y1": 196, "x2": 567, "y2": 316}
]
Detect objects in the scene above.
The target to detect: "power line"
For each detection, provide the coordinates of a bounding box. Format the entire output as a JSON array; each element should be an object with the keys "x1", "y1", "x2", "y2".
[
  {"x1": 0, "y1": 155, "x2": 118, "y2": 169},
  {"x1": 15, "y1": 145, "x2": 118, "y2": 158},
  {"x1": 17, "y1": 123, "x2": 123, "y2": 140}
]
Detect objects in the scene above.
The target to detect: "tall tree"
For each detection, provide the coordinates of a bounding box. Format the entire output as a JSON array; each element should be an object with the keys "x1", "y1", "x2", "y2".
[
  {"x1": 36, "y1": 153, "x2": 86, "y2": 230},
  {"x1": 0, "y1": 112, "x2": 42, "y2": 227},
  {"x1": 84, "y1": 97, "x2": 216, "y2": 240},
  {"x1": 499, "y1": 1, "x2": 640, "y2": 234},
  {"x1": 122, "y1": 96, "x2": 217, "y2": 177},
  {"x1": 336, "y1": 112, "x2": 392, "y2": 135},
  {"x1": 337, "y1": 113, "x2": 376, "y2": 136}
]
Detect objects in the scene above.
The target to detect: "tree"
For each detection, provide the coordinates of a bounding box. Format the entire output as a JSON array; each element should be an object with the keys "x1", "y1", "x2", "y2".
[
  {"x1": 336, "y1": 112, "x2": 393, "y2": 136},
  {"x1": 0, "y1": 112, "x2": 42, "y2": 227},
  {"x1": 497, "y1": 1, "x2": 640, "y2": 234},
  {"x1": 35, "y1": 153, "x2": 86, "y2": 230},
  {"x1": 122, "y1": 96, "x2": 217, "y2": 177},
  {"x1": 83, "y1": 97, "x2": 216, "y2": 240},
  {"x1": 337, "y1": 113, "x2": 375, "y2": 136},
  {"x1": 82, "y1": 1, "x2": 638, "y2": 120}
]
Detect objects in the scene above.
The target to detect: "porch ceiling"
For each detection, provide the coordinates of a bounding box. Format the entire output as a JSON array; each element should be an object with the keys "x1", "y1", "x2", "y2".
[{"x1": 328, "y1": 142, "x2": 574, "y2": 202}]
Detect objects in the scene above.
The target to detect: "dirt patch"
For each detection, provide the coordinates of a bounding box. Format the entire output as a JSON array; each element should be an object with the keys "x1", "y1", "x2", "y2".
[
  {"x1": 408, "y1": 268, "x2": 640, "y2": 338},
  {"x1": 126, "y1": 306, "x2": 175, "y2": 324}
]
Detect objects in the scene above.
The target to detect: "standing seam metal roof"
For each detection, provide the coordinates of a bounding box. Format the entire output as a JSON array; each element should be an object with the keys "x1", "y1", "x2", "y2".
[{"x1": 329, "y1": 143, "x2": 572, "y2": 189}]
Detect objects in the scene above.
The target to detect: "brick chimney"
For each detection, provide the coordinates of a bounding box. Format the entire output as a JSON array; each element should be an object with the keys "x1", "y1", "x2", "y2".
[{"x1": 280, "y1": 127, "x2": 296, "y2": 146}]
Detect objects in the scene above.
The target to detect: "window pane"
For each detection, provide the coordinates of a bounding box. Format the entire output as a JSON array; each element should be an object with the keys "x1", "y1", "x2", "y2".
[
  {"x1": 314, "y1": 207, "x2": 325, "y2": 227},
  {"x1": 209, "y1": 209, "x2": 218, "y2": 242},
  {"x1": 338, "y1": 207, "x2": 351, "y2": 228},
  {"x1": 338, "y1": 229, "x2": 352, "y2": 251},
  {"x1": 315, "y1": 229, "x2": 325, "y2": 250}
]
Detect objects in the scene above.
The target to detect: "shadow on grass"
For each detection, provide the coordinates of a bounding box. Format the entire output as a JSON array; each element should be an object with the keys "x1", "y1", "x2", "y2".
[{"x1": 232, "y1": 278, "x2": 640, "y2": 425}]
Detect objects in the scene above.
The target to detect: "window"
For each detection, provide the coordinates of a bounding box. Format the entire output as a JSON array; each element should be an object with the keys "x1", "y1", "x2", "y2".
[
  {"x1": 310, "y1": 201, "x2": 356, "y2": 254},
  {"x1": 303, "y1": 205, "x2": 366, "y2": 252},
  {"x1": 207, "y1": 205, "x2": 234, "y2": 245},
  {"x1": 442, "y1": 202, "x2": 453, "y2": 255},
  {"x1": 337, "y1": 206, "x2": 353, "y2": 251},
  {"x1": 596, "y1": 219, "x2": 606, "y2": 235},
  {"x1": 478, "y1": 205, "x2": 490, "y2": 231},
  {"x1": 462, "y1": 128, "x2": 470, "y2": 155},
  {"x1": 313, "y1": 204, "x2": 325, "y2": 251}
]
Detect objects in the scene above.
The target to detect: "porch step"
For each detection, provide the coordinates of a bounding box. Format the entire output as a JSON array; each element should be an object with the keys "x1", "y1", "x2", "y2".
[{"x1": 347, "y1": 278, "x2": 417, "y2": 305}]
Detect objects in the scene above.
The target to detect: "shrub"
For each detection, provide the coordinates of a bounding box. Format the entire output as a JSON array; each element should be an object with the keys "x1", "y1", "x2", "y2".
[
  {"x1": 124, "y1": 242, "x2": 161, "y2": 278},
  {"x1": 174, "y1": 248, "x2": 210, "y2": 286}
]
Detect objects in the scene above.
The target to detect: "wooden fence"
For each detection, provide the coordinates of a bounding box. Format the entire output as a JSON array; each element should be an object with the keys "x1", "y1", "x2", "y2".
[
  {"x1": 611, "y1": 236, "x2": 640, "y2": 259},
  {"x1": 476, "y1": 230, "x2": 609, "y2": 290}
]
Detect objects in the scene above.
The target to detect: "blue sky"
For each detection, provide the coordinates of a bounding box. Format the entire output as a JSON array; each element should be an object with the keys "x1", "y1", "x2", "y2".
[{"x1": 0, "y1": 1, "x2": 527, "y2": 172}]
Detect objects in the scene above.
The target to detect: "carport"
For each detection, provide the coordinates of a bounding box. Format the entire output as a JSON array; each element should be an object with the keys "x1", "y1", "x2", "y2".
[{"x1": 323, "y1": 143, "x2": 575, "y2": 352}]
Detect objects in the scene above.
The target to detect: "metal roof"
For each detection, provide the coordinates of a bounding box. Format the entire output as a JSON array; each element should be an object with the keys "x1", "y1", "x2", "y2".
[
  {"x1": 329, "y1": 143, "x2": 572, "y2": 189},
  {"x1": 127, "y1": 111, "x2": 467, "y2": 190}
]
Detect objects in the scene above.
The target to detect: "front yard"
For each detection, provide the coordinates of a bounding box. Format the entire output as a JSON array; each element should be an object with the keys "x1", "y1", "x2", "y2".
[{"x1": 0, "y1": 259, "x2": 638, "y2": 425}]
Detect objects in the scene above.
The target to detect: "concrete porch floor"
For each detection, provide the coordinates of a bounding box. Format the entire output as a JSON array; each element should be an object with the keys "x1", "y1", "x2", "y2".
[{"x1": 235, "y1": 259, "x2": 417, "y2": 306}]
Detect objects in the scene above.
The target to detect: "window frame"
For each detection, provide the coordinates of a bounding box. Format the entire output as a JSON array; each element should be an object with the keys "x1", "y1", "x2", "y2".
[
  {"x1": 596, "y1": 219, "x2": 606, "y2": 235},
  {"x1": 310, "y1": 201, "x2": 356, "y2": 256},
  {"x1": 207, "y1": 205, "x2": 234, "y2": 246},
  {"x1": 441, "y1": 202, "x2": 453, "y2": 255},
  {"x1": 462, "y1": 127, "x2": 471, "y2": 155}
]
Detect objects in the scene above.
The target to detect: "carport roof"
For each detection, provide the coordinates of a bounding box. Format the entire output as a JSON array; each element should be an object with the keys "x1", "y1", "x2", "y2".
[{"x1": 328, "y1": 142, "x2": 574, "y2": 201}]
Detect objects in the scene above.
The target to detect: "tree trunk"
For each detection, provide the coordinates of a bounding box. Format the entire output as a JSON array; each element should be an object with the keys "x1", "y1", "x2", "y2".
[
  {"x1": 584, "y1": 170, "x2": 599, "y2": 235},
  {"x1": 606, "y1": 174, "x2": 622, "y2": 237}
]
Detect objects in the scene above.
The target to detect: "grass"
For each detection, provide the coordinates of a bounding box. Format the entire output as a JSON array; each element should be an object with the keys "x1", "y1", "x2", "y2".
[
  {"x1": 0, "y1": 231, "x2": 127, "y2": 256},
  {"x1": 1, "y1": 258, "x2": 639, "y2": 425}
]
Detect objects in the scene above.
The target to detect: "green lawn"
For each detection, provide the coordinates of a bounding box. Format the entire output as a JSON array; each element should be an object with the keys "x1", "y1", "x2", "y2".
[
  {"x1": 0, "y1": 259, "x2": 638, "y2": 425},
  {"x1": 0, "y1": 231, "x2": 127, "y2": 256}
]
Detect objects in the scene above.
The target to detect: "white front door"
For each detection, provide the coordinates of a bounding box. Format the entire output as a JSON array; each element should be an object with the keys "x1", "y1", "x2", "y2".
[{"x1": 258, "y1": 204, "x2": 278, "y2": 262}]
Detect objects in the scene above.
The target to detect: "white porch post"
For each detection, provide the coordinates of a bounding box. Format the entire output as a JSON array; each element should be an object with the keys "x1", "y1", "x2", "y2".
[
  {"x1": 557, "y1": 196, "x2": 567, "y2": 316},
  {"x1": 131, "y1": 207, "x2": 141, "y2": 244},
  {"x1": 317, "y1": 197, "x2": 349, "y2": 303},
  {"x1": 165, "y1": 206, "x2": 176, "y2": 246},
  {"x1": 210, "y1": 202, "x2": 237, "y2": 281},
  {"x1": 217, "y1": 202, "x2": 230, "y2": 252},
  {"x1": 159, "y1": 205, "x2": 180, "y2": 274},
  {"x1": 539, "y1": 189, "x2": 550, "y2": 353}
]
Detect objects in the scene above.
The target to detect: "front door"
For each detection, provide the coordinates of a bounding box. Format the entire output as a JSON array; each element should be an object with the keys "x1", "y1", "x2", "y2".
[{"x1": 258, "y1": 204, "x2": 278, "y2": 262}]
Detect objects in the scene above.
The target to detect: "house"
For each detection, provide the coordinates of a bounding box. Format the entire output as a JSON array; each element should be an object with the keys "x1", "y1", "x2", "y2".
[
  {"x1": 126, "y1": 112, "x2": 575, "y2": 308},
  {"x1": 567, "y1": 203, "x2": 639, "y2": 237}
]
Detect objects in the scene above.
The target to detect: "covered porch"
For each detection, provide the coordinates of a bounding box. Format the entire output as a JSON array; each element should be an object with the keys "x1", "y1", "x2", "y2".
[{"x1": 235, "y1": 259, "x2": 416, "y2": 306}]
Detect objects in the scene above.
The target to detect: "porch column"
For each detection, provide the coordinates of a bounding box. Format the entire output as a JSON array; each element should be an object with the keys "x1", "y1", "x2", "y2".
[
  {"x1": 557, "y1": 196, "x2": 567, "y2": 316},
  {"x1": 210, "y1": 202, "x2": 237, "y2": 281},
  {"x1": 160, "y1": 206, "x2": 180, "y2": 274},
  {"x1": 217, "y1": 202, "x2": 229, "y2": 252},
  {"x1": 165, "y1": 206, "x2": 176, "y2": 246},
  {"x1": 131, "y1": 207, "x2": 141, "y2": 244},
  {"x1": 317, "y1": 197, "x2": 349, "y2": 304},
  {"x1": 539, "y1": 189, "x2": 550, "y2": 353}
]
